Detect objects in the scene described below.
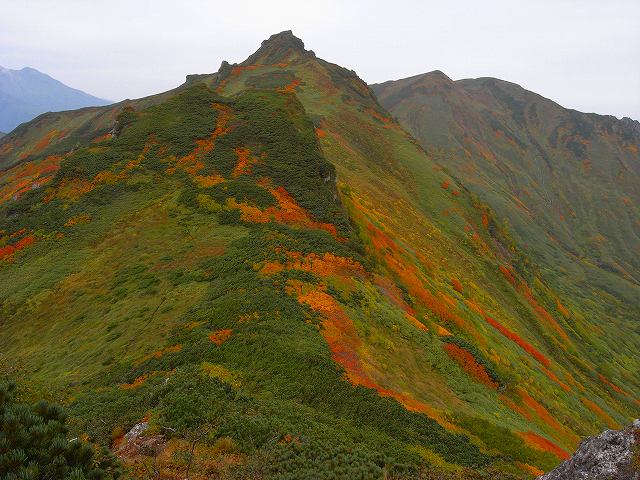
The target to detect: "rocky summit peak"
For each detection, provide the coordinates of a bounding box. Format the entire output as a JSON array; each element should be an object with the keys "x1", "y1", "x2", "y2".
[
  {"x1": 241, "y1": 30, "x2": 315, "y2": 66},
  {"x1": 424, "y1": 70, "x2": 452, "y2": 81},
  {"x1": 262, "y1": 30, "x2": 306, "y2": 51},
  {"x1": 415, "y1": 70, "x2": 454, "y2": 90}
]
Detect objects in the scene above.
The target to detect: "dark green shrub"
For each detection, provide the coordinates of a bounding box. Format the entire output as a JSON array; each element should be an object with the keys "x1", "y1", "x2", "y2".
[{"x1": 0, "y1": 381, "x2": 122, "y2": 479}]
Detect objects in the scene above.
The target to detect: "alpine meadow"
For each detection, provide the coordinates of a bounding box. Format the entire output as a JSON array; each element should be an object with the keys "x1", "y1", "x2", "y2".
[{"x1": 0, "y1": 30, "x2": 638, "y2": 480}]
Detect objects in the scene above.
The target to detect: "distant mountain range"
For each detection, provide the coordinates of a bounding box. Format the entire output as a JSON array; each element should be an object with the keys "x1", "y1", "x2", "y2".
[{"x1": 0, "y1": 66, "x2": 111, "y2": 133}]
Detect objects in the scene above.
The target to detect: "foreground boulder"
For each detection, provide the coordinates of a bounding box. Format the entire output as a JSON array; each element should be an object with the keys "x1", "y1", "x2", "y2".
[{"x1": 539, "y1": 420, "x2": 640, "y2": 479}]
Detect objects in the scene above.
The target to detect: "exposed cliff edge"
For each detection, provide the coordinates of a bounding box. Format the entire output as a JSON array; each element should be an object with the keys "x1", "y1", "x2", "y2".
[{"x1": 539, "y1": 420, "x2": 639, "y2": 480}]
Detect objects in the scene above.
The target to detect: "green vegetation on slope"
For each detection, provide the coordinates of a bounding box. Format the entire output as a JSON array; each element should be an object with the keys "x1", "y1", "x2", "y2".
[
  {"x1": 0, "y1": 31, "x2": 637, "y2": 479},
  {"x1": 371, "y1": 73, "x2": 640, "y2": 432},
  {"x1": 0, "y1": 85, "x2": 500, "y2": 478},
  {"x1": 0, "y1": 381, "x2": 122, "y2": 479}
]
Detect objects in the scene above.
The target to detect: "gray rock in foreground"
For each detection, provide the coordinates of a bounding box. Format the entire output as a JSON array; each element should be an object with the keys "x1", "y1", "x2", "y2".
[{"x1": 539, "y1": 420, "x2": 640, "y2": 480}]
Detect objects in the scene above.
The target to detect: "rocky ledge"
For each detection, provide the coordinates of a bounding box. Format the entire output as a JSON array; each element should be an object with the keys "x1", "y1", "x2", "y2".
[{"x1": 539, "y1": 420, "x2": 639, "y2": 480}]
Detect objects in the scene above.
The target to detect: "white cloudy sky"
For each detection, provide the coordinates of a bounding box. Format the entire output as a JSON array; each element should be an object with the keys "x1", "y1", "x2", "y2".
[{"x1": 1, "y1": 0, "x2": 638, "y2": 119}]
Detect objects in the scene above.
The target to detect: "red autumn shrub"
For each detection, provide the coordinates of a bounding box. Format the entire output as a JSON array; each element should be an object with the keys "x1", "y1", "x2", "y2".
[
  {"x1": 481, "y1": 213, "x2": 489, "y2": 230},
  {"x1": 451, "y1": 277, "x2": 463, "y2": 294},
  {"x1": 484, "y1": 315, "x2": 551, "y2": 367},
  {"x1": 444, "y1": 343, "x2": 498, "y2": 389},
  {"x1": 0, "y1": 235, "x2": 35, "y2": 260},
  {"x1": 518, "y1": 431, "x2": 569, "y2": 460},
  {"x1": 581, "y1": 397, "x2": 618, "y2": 429},
  {"x1": 209, "y1": 329, "x2": 233, "y2": 345}
]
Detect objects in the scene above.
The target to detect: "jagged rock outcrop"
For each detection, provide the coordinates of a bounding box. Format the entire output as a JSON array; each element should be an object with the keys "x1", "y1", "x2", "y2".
[
  {"x1": 241, "y1": 29, "x2": 315, "y2": 65},
  {"x1": 539, "y1": 420, "x2": 640, "y2": 480}
]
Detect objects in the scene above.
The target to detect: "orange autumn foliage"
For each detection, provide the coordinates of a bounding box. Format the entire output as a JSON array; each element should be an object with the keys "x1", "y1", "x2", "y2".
[
  {"x1": 464, "y1": 299, "x2": 484, "y2": 316},
  {"x1": 405, "y1": 313, "x2": 428, "y2": 332},
  {"x1": 499, "y1": 265, "x2": 518, "y2": 287},
  {"x1": 46, "y1": 137, "x2": 156, "y2": 203},
  {"x1": 34, "y1": 129, "x2": 59, "y2": 153},
  {"x1": 231, "y1": 147, "x2": 258, "y2": 177},
  {"x1": 373, "y1": 274, "x2": 415, "y2": 316},
  {"x1": 597, "y1": 373, "x2": 630, "y2": 397},
  {"x1": 366, "y1": 108, "x2": 394, "y2": 127},
  {"x1": 471, "y1": 301, "x2": 568, "y2": 390},
  {"x1": 484, "y1": 314, "x2": 550, "y2": 367},
  {"x1": 451, "y1": 277, "x2": 463, "y2": 294},
  {"x1": 0, "y1": 154, "x2": 62, "y2": 204},
  {"x1": 581, "y1": 397, "x2": 618, "y2": 429},
  {"x1": 441, "y1": 181, "x2": 450, "y2": 190},
  {"x1": 439, "y1": 292, "x2": 458, "y2": 310},
  {"x1": 315, "y1": 128, "x2": 326, "y2": 138},
  {"x1": 541, "y1": 366, "x2": 571, "y2": 392},
  {"x1": 209, "y1": 329, "x2": 233, "y2": 345},
  {"x1": 556, "y1": 299, "x2": 570, "y2": 318},
  {"x1": 167, "y1": 103, "x2": 231, "y2": 179},
  {"x1": 499, "y1": 394, "x2": 533, "y2": 421},
  {"x1": 481, "y1": 213, "x2": 489, "y2": 229},
  {"x1": 297, "y1": 289, "x2": 363, "y2": 381},
  {"x1": 120, "y1": 374, "x2": 150, "y2": 390},
  {"x1": 230, "y1": 185, "x2": 338, "y2": 237},
  {"x1": 0, "y1": 235, "x2": 35, "y2": 260},
  {"x1": 0, "y1": 141, "x2": 14, "y2": 155},
  {"x1": 365, "y1": 222, "x2": 480, "y2": 340},
  {"x1": 231, "y1": 65, "x2": 260, "y2": 76},
  {"x1": 518, "y1": 463, "x2": 545, "y2": 477},
  {"x1": 484, "y1": 315, "x2": 551, "y2": 367},
  {"x1": 520, "y1": 284, "x2": 569, "y2": 341},
  {"x1": 564, "y1": 371, "x2": 586, "y2": 392},
  {"x1": 257, "y1": 251, "x2": 365, "y2": 285},
  {"x1": 435, "y1": 325, "x2": 453, "y2": 336},
  {"x1": 64, "y1": 214, "x2": 92, "y2": 227},
  {"x1": 135, "y1": 344, "x2": 183, "y2": 366},
  {"x1": 518, "y1": 431, "x2": 569, "y2": 460},
  {"x1": 518, "y1": 389, "x2": 566, "y2": 436},
  {"x1": 295, "y1": 287, "x2": 457, "y2": 431},
  {"x1": 215, "y1": 64, "x2": 262, "y2": 92},
  {"x1": 54, "y1": 178, "x2": 95, "y2": 202},
  {"x1": 498, "y1": 265, "x2": 569, "y2": 341},
  {"x1": 443, "y1": 343, "x2": 498, "y2": 389},
  {"x1": 286, "y1": 251, "x2": 365, "y2": 277},
  {"x1": 193, "y1": 174, "x2": 224, "y2": 187},
  {"x1": 92, "y1": 133, "x2": 113, "y2": 143},
  {"x1": 278, "y1": 78, "x2": 301, "y2": 93}
]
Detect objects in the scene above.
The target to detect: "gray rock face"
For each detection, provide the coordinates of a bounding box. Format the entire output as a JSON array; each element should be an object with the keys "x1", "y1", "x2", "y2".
[
  {"x1": 539, "y1": 420, "x2": 640, "y2": 480},
  {"x1": 123, "y1": 421, "x2": 149, "y2": 444}
]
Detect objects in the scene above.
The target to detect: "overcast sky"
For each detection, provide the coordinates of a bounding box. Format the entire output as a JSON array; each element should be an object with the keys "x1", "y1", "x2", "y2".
[{"x1": 1, "y1": 0, "x2": 638, "y2": 119}]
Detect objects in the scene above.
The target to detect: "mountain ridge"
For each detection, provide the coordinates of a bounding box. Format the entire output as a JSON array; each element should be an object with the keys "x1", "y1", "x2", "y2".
[
  {"x1": 372, "y1": 71, "x2": 640, "y2": 291},
  {"x1": 373, "y1": 71, "x2": 639, "y2": 123}
]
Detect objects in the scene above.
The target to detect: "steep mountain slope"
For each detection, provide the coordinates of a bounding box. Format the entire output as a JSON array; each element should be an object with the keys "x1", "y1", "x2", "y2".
[
  {"x1": 0, "y1": 32, "x2": 638, "y2": 479},
  {"x1": 372, "y1": 73, "x2": 640, "y2": 297},
  {"x1": 0, "y1": 65, "x2": 111, "y2": 132}
]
